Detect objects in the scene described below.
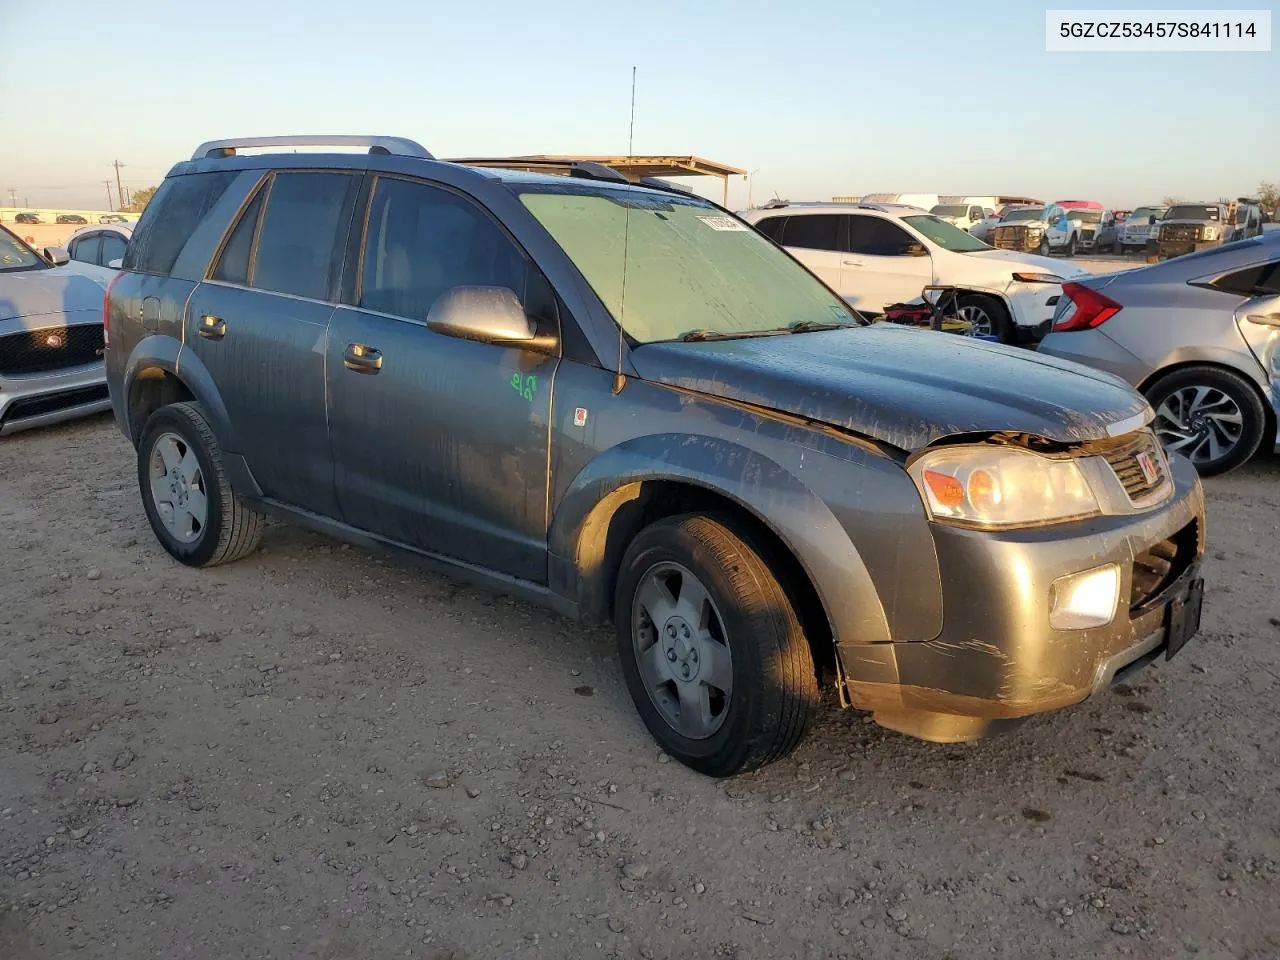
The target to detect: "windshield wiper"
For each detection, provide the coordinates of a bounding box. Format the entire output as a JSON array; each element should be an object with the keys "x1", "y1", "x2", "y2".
[
  {"x1": 783, "y1": 319, "x2": 860, "y2": 334},
  {"x1": 678, "y1": 328, "x2": 789, "y2": 342}
]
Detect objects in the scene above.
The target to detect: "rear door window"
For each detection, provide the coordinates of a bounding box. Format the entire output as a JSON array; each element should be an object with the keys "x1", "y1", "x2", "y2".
[
  {"x1": 251, "y1": 172, "x2": 360, "y2": 301},
  {"x1": 848, "y1": 216, "x2": 916, "y2": 256},
  {"x1": 779, "y1": 214, "x2": 843, "y2": 252},
  {"x1": 359, "y1": 177, "x2": 527, "y2": 322},
  {"x1": 70, "y1": 234, "x2": 102, "y2": 265},
  {"x1": 124, "y1": 171, "x2": 237, "y2": 275}
]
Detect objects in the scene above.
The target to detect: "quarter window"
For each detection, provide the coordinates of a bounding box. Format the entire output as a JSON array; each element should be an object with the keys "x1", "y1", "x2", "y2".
[
  {"x1": 359, "y1": 177, "x2": 527, "y2": 322},
  {"x1": 753, "y1": 216, "x2": 788, "y2": 243},
  {"x1": 124, "y1": 171, "x2": 236, "y2": 275},
  {"x1": 100, "y1": 234, "x2": 127, "y2": 266},
  {"x1": 1212, "y1": 260, "x2": 1280, "y2": 297},
  {"x1": 252, "y1": 172, "x2": 360, "y2": 301}
]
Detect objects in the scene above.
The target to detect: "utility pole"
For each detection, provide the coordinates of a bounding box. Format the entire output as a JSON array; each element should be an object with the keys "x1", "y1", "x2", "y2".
[
  {"x1": 112, "y1": 160, "x2": 126, "y2": 210},
  {"x1": 103, "y1": 180, "x2": 114, "y2": 211},
  {"x1": 6, "y1": 187, "x2": 15, "y2": 207}
]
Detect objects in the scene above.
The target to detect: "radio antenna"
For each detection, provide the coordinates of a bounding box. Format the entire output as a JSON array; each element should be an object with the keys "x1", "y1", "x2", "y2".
[{"x1": 612, "y1": 65, "x2": 637, "y2": 395}]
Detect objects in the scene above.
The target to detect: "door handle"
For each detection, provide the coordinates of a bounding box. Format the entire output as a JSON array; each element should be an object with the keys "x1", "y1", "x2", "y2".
[
  {"x1": 343, "y1": 343, "x2": 383, "y2": 373},
  {"x1": 1246, "y1": 312, "x2": 1280, "y2": 328},
  {"x1": 842, "y1": 259, "x2": 864, "y2": 266},
  {"x1": 198, "y1": 315, "x2": 226, "y2": 340}
]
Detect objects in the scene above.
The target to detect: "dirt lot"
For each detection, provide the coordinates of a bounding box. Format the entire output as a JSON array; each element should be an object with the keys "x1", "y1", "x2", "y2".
[{"x1": 1, "y1": 416, "x2": 1278, "y2": 960}]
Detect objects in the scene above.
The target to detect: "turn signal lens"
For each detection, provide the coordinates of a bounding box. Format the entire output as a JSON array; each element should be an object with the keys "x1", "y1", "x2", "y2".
[{"x1": 922, "y1": 470, "x2": 965, "y2": 508}]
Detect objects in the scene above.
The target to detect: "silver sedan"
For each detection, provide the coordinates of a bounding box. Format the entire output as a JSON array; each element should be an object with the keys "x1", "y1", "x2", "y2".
[{"x1": 1038, "y1": 233, "x2": 1279, "y2": 475}]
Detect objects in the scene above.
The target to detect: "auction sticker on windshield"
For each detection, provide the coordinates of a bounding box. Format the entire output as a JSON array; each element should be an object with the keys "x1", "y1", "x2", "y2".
[{"x1": 698, "y1": 216, "x2": 749, "y2": 232}]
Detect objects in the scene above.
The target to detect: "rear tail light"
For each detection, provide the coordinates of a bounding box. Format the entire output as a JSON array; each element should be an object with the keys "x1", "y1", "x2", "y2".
[
  {"x1": 102, "y1": 271, "x2": 124, "y2": 348},
  {"x1": 1052, "y1": 281, "x2": 1122, "y2": 332}
]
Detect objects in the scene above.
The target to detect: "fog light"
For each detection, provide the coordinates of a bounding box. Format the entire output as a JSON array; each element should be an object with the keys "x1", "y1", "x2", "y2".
[{"x1": 1049, "y1": 564, "x2": 1120, "y2": 630}]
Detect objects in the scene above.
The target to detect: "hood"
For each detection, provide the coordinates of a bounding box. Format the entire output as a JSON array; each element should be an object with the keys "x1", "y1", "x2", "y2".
[
  {"x1": 0, "y1": 265, "x2": 108, "y2": 323},
  {"x1": 966, "y1": 248, "x2": 1089, "y2": 278},
  {"x1": 630, "y1": 324, "x2": 1149, "y2": 452}
]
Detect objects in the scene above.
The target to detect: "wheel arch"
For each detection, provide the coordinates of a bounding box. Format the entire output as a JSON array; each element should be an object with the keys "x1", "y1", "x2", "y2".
[
  {"x1": 1138, "y1": 357, "x2": 1276, "y2": 442},
  {"x1": 548, "y1": 435, "x2": 894, "y2": 675},
  {"x1": 123, "y1": 339, "x2": 235, "y2": 451}
]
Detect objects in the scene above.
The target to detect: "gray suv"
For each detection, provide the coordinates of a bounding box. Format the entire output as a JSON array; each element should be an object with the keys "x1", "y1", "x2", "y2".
[{"x1": 105, "y1": 136, "x2": 1207, "y2": 776}]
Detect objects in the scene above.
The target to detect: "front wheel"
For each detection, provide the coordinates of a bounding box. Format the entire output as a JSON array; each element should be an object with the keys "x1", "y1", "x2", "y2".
[
  {"x1": 614, "y1": 514, "x2": 819, "y2": 777},
  {"x1": 137, "y1": 402, "x2": 264, "y2": 566},
  {"x1": 1064, "y1": 234, "x2": 1077, "y2": 257},
  {"x1": 955, "y1": 293, "x2": 1011, "y2": 343},
  {"x1": 1145, "y1": 366, "x2": 1267, "y2": 476},
  {"x1": 1038, "y1": 237, "x2": 1050, "y2": 257}
]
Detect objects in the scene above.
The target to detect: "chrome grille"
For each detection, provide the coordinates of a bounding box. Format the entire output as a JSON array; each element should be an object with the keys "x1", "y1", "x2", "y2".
[
  {"x1": 1161, "y1": 224, "x2": 1200, "y2": 242},
  {"x1": 1086, "y1": 430, "x2": 1169, "y2": 502}
]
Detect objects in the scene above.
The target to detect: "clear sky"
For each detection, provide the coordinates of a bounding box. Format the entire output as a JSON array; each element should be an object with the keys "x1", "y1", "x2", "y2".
[{"x1": 1, "y1": 0, "x2": 1275, "y2": 210}]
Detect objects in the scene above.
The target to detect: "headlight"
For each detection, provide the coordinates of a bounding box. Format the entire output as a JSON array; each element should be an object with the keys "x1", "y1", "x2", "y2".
[
  {"x1": 909, "y1": 446, "x2": 1100, "y2": 528},
  {"x1": 1202, "y1": 226, "x2": 1219, "y2": 240},
  {"x1": 1026, "y1": 225, "x2": 1043, "y2": 235},
  {"x1": 1011, "y1": 271, "x2": 1065, "y2": 284}
]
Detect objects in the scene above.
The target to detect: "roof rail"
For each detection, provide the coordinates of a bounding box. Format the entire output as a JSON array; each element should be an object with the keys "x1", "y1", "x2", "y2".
[
  {"x1": 191, "y1": 135, "x2": 433, "y2": 161},
  {"x1": 636, "y1": 176, "x2": 695, "y2": 196},
  {"x1": 451, "y1": 157, "x2": 629, "y2": 185}
]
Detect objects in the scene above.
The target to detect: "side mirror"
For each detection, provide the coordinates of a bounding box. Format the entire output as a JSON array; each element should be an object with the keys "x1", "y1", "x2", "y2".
[
  {"x1": 107, "y1": 258, "x2": 123, "y2": 270},
  {"x1": 43, "y1": 246, "x2": 70, "y2": 266},
  {"x1": 1239, "y1": 294, "x2": 1280, "y2": 328},
  {"x1": 904, "y1": 242, "x2": 928, "y2": 257},
  {"x1": 426, "y1": 286, "x2": 555, "y2": 350},
  {"x1": 1148, "y1": 215, "x2": 1157, "y2": 225}
]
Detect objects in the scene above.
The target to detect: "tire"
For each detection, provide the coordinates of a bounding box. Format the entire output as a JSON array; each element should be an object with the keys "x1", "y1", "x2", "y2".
[
  {"x1": 1038, "y1": 237, "x2": 1050, "y2": 257},
  {"x1": 1064, "y1": 234, "x2": 1076, "y2": 257},
  {"x1": 137, "y1": 401, "x2": 264, "y2": 566},
  {"x1": 955, "y1": 293, "x2": 1012, "y2": 343},
  {"x1": 1144, "y1": 366, "x2": 1267, "y2": 476},
  {"x1": 614, "y1": 513, "x2": 819, "y2": 777}
]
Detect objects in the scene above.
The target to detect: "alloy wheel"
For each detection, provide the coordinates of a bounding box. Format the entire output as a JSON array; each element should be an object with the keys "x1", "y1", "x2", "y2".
[
  {"x1": 631, "y1": 562, "x2": 733, "y2": 739},
  {"x1": 955, "y1": 303, "x2": 993, "y2": 337},
  {"x1": 148, "y1": 432, "x2": 208, "y2": 543},
  {"x1": 1153, "y1": 385, "x2": 1244, "y2": 466}
]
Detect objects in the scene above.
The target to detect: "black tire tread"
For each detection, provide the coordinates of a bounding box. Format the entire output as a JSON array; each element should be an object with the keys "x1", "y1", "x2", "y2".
[
  {"x1": 141, "y1": 402, "x2": 263, "y2": 566},
  {"x1": 1145, "y1": 366, "x2": 1267, "y2": 476},
  {"x1": 617, "y1": 513, "x2": 819, "y2": 776}
]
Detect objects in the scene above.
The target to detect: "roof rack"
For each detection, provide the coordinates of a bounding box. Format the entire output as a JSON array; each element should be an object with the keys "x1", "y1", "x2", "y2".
[
  {"x1": 451, "y1": 157, "x2": 630, "y2": 185},
  {"x1": 191, "y1": 135, "x2": 433, "y2": 161}
]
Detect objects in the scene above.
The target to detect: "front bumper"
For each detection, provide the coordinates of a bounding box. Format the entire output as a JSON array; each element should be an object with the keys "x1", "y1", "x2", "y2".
[
  {"x1": 0, "y1": 363, "x2": 110, "y2": 435},
  {"x1": 1157, "y1": 239, "x2": 1220, "y2": 259},
  {"x1": 838, "y1": 454, "x2": 1206, "y2": 742},
  {"x1": 1004, "y1": 283, "x2": 1065, "y2": 342}
]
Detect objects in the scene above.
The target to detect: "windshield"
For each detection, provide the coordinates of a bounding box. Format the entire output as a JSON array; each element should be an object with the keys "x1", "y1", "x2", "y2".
[
  {"x1": 1167, "y1": 205, "x2": 1221, "y2": 221},
  {"x1": 520, "y1": 186, "x2": 858, "y2": 344},
  {"x1": 1068, "y1": 210, "x2": 1103, "y2": 223},
  {"x1": 901, "y1": 215, "x2": 989, "y2": 252},
  {"x1": 930, "y1": 205, "x2": 969, "y2": 217},
  {"x1": 1131, "y1": 206, "x2": 1164, "y2": 221},
  {"x1": 1001, "y1": 207, "x2": 1042, "y2": 222},
  {"x1": 0, "y1": 225, "x2": 45, "y2": 273}
]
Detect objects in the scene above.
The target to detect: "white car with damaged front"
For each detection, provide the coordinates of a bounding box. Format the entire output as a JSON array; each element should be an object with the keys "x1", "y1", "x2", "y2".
[{"x1": 741, "y1": 202, "x2": 1090, "y2": 343}]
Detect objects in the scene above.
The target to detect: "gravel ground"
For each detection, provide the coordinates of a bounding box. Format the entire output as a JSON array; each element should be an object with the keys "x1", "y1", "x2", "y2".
[{"x1": 2, "y1": 416, "x2": 1278, "y2": 960}]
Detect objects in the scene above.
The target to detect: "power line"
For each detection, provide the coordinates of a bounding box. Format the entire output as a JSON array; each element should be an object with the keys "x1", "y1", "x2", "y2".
[{"x1": 112, "y1": 160, "x2": 126, "y2": 210}]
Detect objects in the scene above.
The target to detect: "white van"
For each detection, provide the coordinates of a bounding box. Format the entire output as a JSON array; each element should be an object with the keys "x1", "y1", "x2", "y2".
[{"x1": 860, "y1": 193, "x2": 939, "y2": 212}]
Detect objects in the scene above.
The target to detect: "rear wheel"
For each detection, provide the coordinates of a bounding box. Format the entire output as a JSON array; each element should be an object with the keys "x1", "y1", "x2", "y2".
[
  {"x1": 137, "y1": 402, "x2": 264, "y2": 566},
  {"x1": 614, "y1": 514, "x2": 819, "y2": 777},
  {"x1": 1145, "y1": 366, "x2": 1267, "y2": 476}
]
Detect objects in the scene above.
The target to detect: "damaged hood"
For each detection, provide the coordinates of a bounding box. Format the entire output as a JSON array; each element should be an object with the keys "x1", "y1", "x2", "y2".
[{"x1": 630, "y1": 324, "x2": 1150, "y2": 452}]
